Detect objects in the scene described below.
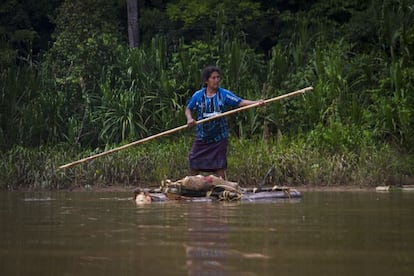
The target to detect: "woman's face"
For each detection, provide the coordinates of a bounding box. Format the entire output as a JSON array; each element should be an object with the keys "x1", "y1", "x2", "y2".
[{"x1": 205, "y1": 71, "x2": 220, "y2": 90}]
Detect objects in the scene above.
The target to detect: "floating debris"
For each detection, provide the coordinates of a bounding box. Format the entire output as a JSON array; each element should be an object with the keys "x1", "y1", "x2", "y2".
[{"x1": 23, "y1": 197, "x2": 55, "y2": 202}]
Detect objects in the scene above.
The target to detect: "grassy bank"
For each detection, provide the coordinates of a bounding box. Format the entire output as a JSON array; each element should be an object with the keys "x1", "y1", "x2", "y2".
[{"x1": 1, "y1": 136, "x2": 412, "y2": 191}]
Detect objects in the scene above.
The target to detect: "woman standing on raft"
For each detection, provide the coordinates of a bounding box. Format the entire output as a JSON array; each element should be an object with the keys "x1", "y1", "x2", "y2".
[{"x1": 185, "y1": 66, "x2": 263, "y2": 179}]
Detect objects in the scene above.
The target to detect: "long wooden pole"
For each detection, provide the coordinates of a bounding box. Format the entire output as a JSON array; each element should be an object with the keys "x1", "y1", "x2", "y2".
[{"x1": 59, "y1": 86, "x2": 313, "y2": 169}]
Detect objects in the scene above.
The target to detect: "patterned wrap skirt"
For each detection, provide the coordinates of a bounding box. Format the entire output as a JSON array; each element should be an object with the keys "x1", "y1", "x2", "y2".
[{"x1": 188, "y1": 138, "x2": 228, "y2": 171}]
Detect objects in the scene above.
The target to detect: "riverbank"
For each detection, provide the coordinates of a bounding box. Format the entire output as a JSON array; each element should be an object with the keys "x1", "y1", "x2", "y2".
[
  {"x1": 58, "y1": 184, "x2": 414, "y2": 195},
  {"x1": 1, "y1": 139, "x2": 413, "y2": 191},
  {"x1": 5, "y1": 178, "x2": 414, "y2": 194},
  {"x1": 40, "y1": 184, "x2": 413, "y2": 193}
]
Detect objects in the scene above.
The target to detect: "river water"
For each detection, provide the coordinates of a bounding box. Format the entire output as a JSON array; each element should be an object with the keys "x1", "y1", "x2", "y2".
[{"x1": 0, "y1": 190, "x2": 413, "y2": 276}]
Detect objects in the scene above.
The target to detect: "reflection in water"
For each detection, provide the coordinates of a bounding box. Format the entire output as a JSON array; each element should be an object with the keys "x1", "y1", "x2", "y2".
[
  {"x1": 185, "y1": 203, "x2": 269, "y2": 275},
  {"x1": 186, "y1": 203, "x2": 230, "y2": 274}
]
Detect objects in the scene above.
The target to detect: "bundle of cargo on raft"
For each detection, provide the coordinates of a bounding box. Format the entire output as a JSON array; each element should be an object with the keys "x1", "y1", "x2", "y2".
[{"x1": 133, "y1": 175, "x2": 301, "y2": 203}]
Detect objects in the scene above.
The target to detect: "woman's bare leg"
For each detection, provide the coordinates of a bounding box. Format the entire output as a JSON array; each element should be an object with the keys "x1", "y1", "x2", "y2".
[{"x1": 215, "y1": 169, "x2": 226, "y2": 179}]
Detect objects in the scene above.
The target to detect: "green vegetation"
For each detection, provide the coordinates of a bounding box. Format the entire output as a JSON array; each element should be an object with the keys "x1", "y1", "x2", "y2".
[
  {"x1": 1, "y1": 0, "x2": 413, "y2": 190},
  {"x1": 1, "y1": 137, "x2": 412, "y2": 190}
]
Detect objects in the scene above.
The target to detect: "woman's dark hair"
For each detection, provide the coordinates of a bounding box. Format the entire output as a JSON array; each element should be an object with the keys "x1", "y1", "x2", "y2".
[{"x1": 201, "y1": 66, "x2": 220, "y2": 87}]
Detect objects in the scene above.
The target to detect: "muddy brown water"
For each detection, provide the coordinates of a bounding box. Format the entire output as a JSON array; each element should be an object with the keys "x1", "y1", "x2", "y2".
[{"x1": 1, "y1": 190, "x2": 413, "y2": 276}]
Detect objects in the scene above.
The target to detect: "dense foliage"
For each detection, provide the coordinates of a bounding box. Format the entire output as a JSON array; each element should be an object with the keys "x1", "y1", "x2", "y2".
[{"x1": 0, "y1": 0, "x2": 413, "y2": 189}]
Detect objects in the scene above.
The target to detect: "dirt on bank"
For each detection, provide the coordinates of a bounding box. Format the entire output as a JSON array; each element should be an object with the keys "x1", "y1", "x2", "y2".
[
  {"x1": 9, "y1": 182, "x2": 412, "y2": 193},
  {"x1": 65, "y1": 184, "x2": 376, "y2": 193}
]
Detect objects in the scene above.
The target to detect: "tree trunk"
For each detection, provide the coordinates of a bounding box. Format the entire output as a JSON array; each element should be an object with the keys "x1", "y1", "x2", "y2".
[{"x1": 126, "y1": 0, "x2": 139, "y2": 47}]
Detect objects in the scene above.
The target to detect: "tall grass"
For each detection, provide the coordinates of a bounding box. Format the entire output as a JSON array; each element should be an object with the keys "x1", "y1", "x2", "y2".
[
  {"x1": 2, "y1": 34, "x2": 412, "y2": 150},
  {"x1": 1, "y1": 136, "x2": 412, "y2": 190}
]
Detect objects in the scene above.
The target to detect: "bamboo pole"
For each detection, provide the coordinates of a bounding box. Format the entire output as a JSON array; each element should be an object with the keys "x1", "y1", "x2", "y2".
[{"x1": 59, "y1": 86, "x2": 313, "y2": 169}]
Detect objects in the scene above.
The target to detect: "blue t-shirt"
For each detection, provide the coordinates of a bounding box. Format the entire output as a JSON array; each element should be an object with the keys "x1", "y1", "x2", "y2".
[{"x1": 187, "y1": 87, "x2": 242, "y2": 143}]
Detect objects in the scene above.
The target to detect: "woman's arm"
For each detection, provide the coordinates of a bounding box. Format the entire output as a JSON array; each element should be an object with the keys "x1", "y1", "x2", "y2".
[
  {"x1": 238, "y1": 99, "x2": 265, "y2": 107},
  {"x1": 185, "y1": 107, "x2": 196, "y2": 127}
]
